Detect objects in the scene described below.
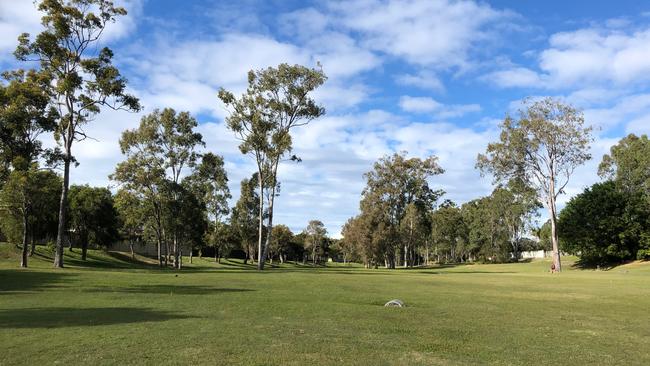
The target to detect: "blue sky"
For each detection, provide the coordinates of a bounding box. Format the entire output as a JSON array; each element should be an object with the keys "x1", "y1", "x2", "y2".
[{"x1": 2, "y1": 0, "x2": 650, "y2": 237}]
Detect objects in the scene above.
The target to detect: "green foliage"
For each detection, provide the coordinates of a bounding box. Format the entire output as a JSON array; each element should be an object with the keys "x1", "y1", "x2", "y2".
[
  {"x1": 114, "y1": 189, "x2": 145, "y2": 244},
  {"x1": 346, "y1": 152, "x2": 444, "y2": 268},
  {"x1": 112, "y1": 108, "x2": 205, "y2": 267},
  {"x1": 68, "y1": 185, "x2": 119, "y2": 251},
  {"x1": 13, "y1": 0, "x2": 141, "y2": 267},
  {"x1": 0, "y1": 69, "x2": 57, "y2": 178},
  {"x1": 477, "y1": 97, "x2": 593, "y2": 270},
  {"x1": 269, "y1": 224, "x2": 293, "y2": 262},
  {"x1": 0, "y1": 168, "x2": 61, "y2": 246},
  {"x1": 431, "y1": 204, "x2": 468, "y2": 261},
  {"x1": 533, "y1": 221, "x2": 553, "y2": 251},
  {"x1": 559, "y1": 181, "x2": 650, "y2": 264},
  {"x1": 599, "y1": 134, "x2": 650, "y2": 197},
  {"x1": 303, "y1": 220, "x2": 327, "y2": 264},
  {"x1": 230, "y1": 174, "x2": 261, "y2": 262},
  {"x1": 219, "y1": 63, "x2": 326, "y2": 268}
]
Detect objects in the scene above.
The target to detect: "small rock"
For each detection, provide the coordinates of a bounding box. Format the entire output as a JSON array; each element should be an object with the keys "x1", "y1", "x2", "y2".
[{"x1": 384, "y1": 299, "x2": 405, "y2": 307}]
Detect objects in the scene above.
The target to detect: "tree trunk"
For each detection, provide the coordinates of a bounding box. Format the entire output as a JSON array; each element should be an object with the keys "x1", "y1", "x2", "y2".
[
  {"x1": 425, "y1": 245, "x2": 429, "y2": 266},
  {"x1": 190, "y1": 249, "x2": 193, "y2": 264},
  {"x1": 179, "y1": 248, "x2": 182, "y2": 269},
  {"x1": 164, "y1": 239, "x2": 170, "y2": 267},
  {"x1": 130, "y1": 241, "x2": 135, "y2": 261},
  {"x1": 257, "y1": 174, "x2": 264, "y2": 268},
  {"x1": 20, "y1": 209, "x2": 28, "y2": 268},
  {"x1": 54, "y1": 156, "x2": 71, "y2": 268},
  {"x1": 548, "y1": 196, "x2": 562, "y2": 272},
  {"x1": 29, "y1": 233, "x2": 35, "y2": 257},
  {"x1": 81, "y1": 241, "x2": 88, "y2": 261},
  {"x1": 173, "y1": 234, "x2": 179, "y2": 269},
  {"x1": 157, "y1": 236, "x2": 162, "y2": 267}
]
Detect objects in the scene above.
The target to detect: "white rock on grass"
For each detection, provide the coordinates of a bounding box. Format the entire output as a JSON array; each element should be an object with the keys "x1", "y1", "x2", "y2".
[{"x1": 384, "y1": 299, "x2": 405, "y2": 307}]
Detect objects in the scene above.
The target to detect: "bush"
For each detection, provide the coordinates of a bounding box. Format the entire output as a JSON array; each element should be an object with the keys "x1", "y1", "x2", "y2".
[{"x1": 559, "y1": 181, "x2": 650, "y2": 264}]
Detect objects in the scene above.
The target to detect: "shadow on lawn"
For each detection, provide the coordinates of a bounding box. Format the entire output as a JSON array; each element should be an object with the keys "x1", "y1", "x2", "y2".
[
  {"x1": 0, "y1": 270, "x2": 76, "y2": 294},
  {"x1": 83, "y1": 284, "x2": 255, "y2": 295},
  {"x1": 415, "y1": 270, "x2": 516, "y2": 275},
  {"x1": 0, "y1": 307, "x2": 195, "y2": 329}
]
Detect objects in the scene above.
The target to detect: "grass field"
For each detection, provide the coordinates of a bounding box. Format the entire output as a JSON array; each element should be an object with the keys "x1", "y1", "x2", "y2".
[{"x1": 1, "y1": 244, "x2": 649, "y2": 365}]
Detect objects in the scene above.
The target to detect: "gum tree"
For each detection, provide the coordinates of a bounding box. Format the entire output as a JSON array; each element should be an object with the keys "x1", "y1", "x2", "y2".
[
  {"x1": 113, "y1": 109, "x2": 203, "y2": 268},
  {"x1": 218, "y1": 63, "x2": 326, "y2": 270},
  {"x1": 477, "y1": 97, "x2": 592, "y2": 272},
  {"x1": 15, "y1": 0, "x2": 141, "y2": 267},
  {"x1": 0, "y1": 69, "x2": 57, "y2": 267}
]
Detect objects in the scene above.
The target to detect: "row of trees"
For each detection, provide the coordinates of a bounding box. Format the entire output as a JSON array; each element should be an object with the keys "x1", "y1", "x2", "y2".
[
  {"x1": 0, "y1": 0, "x2": 327, "y2": 270},
  {"x1": 0, "y1": 0, "x2": 140, "y2": 268},
  {"x1": 342, "y1": 98, "x2": 595, "y2": 271},
  {"x1": 342, "y1": 99, "x2": 650, "y2": 269},
  {"x1": 340, "y1": 153, "x2": 543, "y2": 268}
]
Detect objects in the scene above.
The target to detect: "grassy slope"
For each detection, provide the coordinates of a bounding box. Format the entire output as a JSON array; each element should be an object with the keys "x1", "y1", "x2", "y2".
[{"x1": 1, "y1": 244, "x2": 649, "y2": 366}]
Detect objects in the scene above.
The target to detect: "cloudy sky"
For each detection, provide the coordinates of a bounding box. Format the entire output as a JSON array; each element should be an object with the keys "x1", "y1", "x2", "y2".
[{"x1": 2, "y1": 0, "x2": 650, "y2": 237}]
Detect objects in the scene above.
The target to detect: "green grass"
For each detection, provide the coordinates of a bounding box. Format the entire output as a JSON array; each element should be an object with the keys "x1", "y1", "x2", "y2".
[{"x1": 1, "y1": 244, "x2": 649, "y2": 365}]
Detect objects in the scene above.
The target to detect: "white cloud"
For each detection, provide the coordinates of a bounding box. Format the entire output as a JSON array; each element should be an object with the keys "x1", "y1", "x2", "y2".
[
  {"x1": 484, "y1": 67, "x2": 542, "y2": 88},
  {"x1": 399, "y1": 96, "x2": 443, "y2": 113},
  {"x1": 487, "y1": 24, "x2": 650, "y2": 89},
  {"x1": 329, "y1": 0, "x2": 512, "y2": 69},
  {"x1": 584, "y1": 93, "x2": 650, "y2": 132},
  {"x1": 0, "y1": 0, "x2": 43, "y2": 57},
  {"x1": 395, "y1": 71, "x2": 445, "y2": 92},
  {"x1": 399, "y1": 96, "x2": 481, "y2": 118}
]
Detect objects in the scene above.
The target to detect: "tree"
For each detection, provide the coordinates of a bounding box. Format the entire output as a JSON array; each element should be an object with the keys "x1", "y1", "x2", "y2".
[
  {"x1": 231, "y1": 174, "x2": 260, "y2": 264},
  {"x1": 219, "y1": 63, "x2": 326, "y2": 270},
  {"x1": 68, "y1": 185, "x2": 119, "y2": 260},
  {"x1": 341, "y1": 212, "x2": 385, "y2": 268},
  {"x1": 303, "y1": 220, "x2": 327, "y2": 265},
  {"x1": 0, "y1": 69, "x2": 57, "y2": 267},
  {"x1": 15, "y1": 0, "x2": 141, "y2": 268},
  {"x1": 358, "y1": 152, "x2": 444, "y2": 268},
  {"x1": 477, "y1": 97, "x2": 592, "y2": 271},
  {"x1": 558, "y1": 181, "x2": 650, "y2": 264},
  {"x1": 599, "y1": 134, "x2": 650, "y2": 197},
  {"x1": 112, "y1": 108, "x2": 204, "y2": 268},
  {"x1": 185, "y1": 152, "x2": 230, "y2": 261},
  {"x1": 533, "y1": 221, "x2": 553, "y2": 252},
  {"x1": 338, "y1": 220, "x2": 360, "y2": 264},
  {"x1": 431, "y1": 203, "x2": 467, "y2": 263},
  {"x1": 114, "y1": 189, "x2": 144, "y2": 260},
  {"x1": 489, "y1": 181, "x2": 540, "y2": 261},
  {"x1": 400, "y1": 203, "x2": 430, "y2": 267},
  {"x1": 269, "y1": 224, "x2": 293, "y2": 264},
  {"x1": 174, "y1": 181, "x2": 209, "y2": 267}
]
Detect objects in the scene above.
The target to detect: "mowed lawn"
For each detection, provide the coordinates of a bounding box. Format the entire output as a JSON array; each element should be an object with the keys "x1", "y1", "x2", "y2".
[{"x1": 1, "y1": 245, "x2": 649, "y2": 366}]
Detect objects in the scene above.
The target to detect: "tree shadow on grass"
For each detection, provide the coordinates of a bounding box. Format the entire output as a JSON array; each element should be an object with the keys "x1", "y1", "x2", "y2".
[
  {"x1": 569, "y1": 259, "x2": 646, "y2": 271},
  {"x1": 83, "y1": 284, "x2": 255, "y2": 295},
  {"x1": 0, "y1": 307, "x2": 196, "y2": 329},
  {"x1": 415, "y1": 270, "x2": 516, "y2": 275},
  {"x1": 0, "y1": 270, "x2": 76, "y2": 294}
]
